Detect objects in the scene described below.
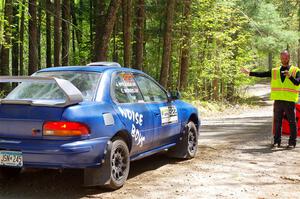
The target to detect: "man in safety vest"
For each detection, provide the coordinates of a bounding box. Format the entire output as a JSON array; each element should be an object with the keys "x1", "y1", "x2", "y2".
[{"x1": 241, "y1": 50, "x2": 300, "y2": 148}]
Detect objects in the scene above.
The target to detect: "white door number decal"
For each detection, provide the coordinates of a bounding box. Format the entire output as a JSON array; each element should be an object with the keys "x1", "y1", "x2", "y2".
[
  {"x1": 118, "y1": 106, "x2": 145, "y2": 147},
  {"x1": 160, "y1": 106, "x2": 178, "y2": 126}
]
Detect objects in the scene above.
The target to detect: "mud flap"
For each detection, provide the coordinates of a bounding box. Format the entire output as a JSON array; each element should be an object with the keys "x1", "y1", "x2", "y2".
[{"x1": 83, "y1": 141, "x2": 112, "y2": 187}]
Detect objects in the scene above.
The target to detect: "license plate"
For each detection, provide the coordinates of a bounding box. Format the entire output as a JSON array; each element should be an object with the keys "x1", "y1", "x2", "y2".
[{"x1": 0, "y1": 151, "x2": 23, "y2": 167}]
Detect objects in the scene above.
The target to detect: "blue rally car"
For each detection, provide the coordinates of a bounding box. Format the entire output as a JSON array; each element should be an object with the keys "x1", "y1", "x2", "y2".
[{"x1": 0, "y1": 62, "x2": 200, "y2": 189}]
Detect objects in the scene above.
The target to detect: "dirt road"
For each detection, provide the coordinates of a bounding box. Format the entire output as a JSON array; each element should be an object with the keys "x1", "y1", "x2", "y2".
[{"x1": 1, "y1": 84, "x2": 300, "y2": 199}]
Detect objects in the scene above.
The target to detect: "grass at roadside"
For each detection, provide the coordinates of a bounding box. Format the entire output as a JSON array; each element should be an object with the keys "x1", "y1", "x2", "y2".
[
  {"x1": 186, "y1": 95, "x2": 267, "y2": 119},
  {"x1": 183, "y1": 81, "x2": 271, "y2": 119}
]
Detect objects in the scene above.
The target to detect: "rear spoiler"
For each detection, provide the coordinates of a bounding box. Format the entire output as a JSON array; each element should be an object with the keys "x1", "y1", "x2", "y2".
[{"x1": 0, "y1": 76, "x2": 83, "y2": 107}]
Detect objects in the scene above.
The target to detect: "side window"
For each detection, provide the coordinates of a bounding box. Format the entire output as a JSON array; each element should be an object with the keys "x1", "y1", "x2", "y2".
[
  {"x1": 112, "y1": 72, "x2": 143, "y2": 103},
  {"x1": 134, "y1": 75, "x2": 168, "y2": 102}
]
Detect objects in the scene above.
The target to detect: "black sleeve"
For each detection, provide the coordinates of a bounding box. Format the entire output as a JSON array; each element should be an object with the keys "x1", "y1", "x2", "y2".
[
  {"x1": 289, "y1": 71, "x2": 300, "y2": 86},
  {"x1": 249, "y1": 70, "x2": 271, "y2": 78}
]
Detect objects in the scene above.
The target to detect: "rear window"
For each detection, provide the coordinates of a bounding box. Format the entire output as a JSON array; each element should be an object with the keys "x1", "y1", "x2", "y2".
[{"x1": 5, "y1": 72, "x2": 101, "y2": 101}]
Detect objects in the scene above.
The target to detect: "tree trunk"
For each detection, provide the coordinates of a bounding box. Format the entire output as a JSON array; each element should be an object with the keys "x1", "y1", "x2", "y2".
[
  {"x1": 70, "y1": 0, "x2": 82, "y2": 64},
  {"x1": 37, "y1": 1, "x2": 42, "y2": 69},
  {"x1": 179, "y1": 0, "x2": 191, "y2": 91},
  {"x1": 167, "y1": 58, "x2": 173, "y2": 89},
  {"x1": 70, "y1": 0, "x2": 81, "y2": 44},
  {"x1": 212, "y1": 40, "x2": 221, "y2": 101},
  {"x1": 79, "y1": 0, "x2": 83, "y2": 28},
  {"x1": 28, "y1": 0, "x2": 38, "y2": 75},
  {"x1": 72, "y1": 25, "x2": 75, "y2": 64},
  {"x1": 95, "y1": 0, "x2": 121, "y2": 61},
  {"x1": 112, "y1": 22, "x2": 119, "y2": 62},
  {"x1": 154, "y1": 18, "x2": 163, "y2": 79},
  {"x1": 19, "y1": 0, "x2": 25, "y2": 75},
  {"x1": 159, "y1": 0, "x2": 175, "y2": 88},
  {"x1": 212, "y1": 79, "x2": 218, "y2": 101},
  {"x1": 46, "y1": 0, "x2": 52, "y2": 67},
  {"x1": 89, "y1": 0, "x2": 94, "y2": 58},
  {"x1": 62, "y1": 0, "x2": 70, "y2": 66},
  {"x1": 0, "y1": 0, "x2": 12, "y2": 79},
  {"x1": 78, "y1": 0, "x2": 83, "y2": 42},
  {"x1": 226, "y1": 30, "x2": 238, "y2": 102},
  {"x1": 268, "y1": 52, "x2": 273, "y2": 70},
  {"x1": 133, "y1": 0, "x2": 145, "y2": 70},
  {"x1": 206, "y1": 79, "x2": 211, "y2": 100},
  {"x1": 54, "y1": 0, "x2": 61, "y2": 66},
  {"x1": 93, "y1": 0, "x2": 106, "y2": 61},
  {"x1": 12, "y1": 3, "x2": 19, "y2": 76},
  {"x1": 122, "y1": 0, "x2": 132, "y2": 67},
  {"x1": 0, "y1": 1, "x2": 3, "y2": 59}
]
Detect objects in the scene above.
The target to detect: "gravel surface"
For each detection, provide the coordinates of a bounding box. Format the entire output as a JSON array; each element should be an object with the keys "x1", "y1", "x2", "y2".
[{"x1": 1, "y1": 83, "x2": 300, "y2": 199}]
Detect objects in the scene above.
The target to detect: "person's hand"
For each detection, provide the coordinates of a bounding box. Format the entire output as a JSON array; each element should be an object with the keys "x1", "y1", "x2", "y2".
[
  {"x1": 282, "y1": 70, "x2": 291, "y2": 78},
  {"x1": 240, "y1": 67, "x2": 250, "y2": 75}
]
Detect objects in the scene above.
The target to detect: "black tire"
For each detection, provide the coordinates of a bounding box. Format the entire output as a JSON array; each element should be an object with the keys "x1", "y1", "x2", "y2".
[
  {"x1": 83, "y1": 138, "x2": 130, "y2": 189},
  {"x1": 107, "y1": 139, "x2": 130, "y2": 189},
  {"x1": 0, "y1": 167, "x2": 21, "y2": 179},
  {"x1": 167, "y1": 121, "x2": 198, "y2": 159}
]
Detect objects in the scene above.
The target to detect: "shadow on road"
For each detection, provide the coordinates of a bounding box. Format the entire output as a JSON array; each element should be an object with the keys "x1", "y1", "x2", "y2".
[
  {"x1": 238, "y1": 94, "x2": 271, "y2": 106},
  {"x1": 240, "y1": 144, "x2": 287, "y2": 154},
  {"x1": 201, "y1": 115, "x2": 273, "y2": 146},
  {"x1": 128, "y1": 153, "x2": 184, "y2": 179},
  {"x1": 0, "y1": 153, "x2": 185, "y2": 199}
]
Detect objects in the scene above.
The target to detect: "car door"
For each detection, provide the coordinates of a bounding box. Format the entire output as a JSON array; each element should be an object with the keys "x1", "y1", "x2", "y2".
[
  {"x1": 111, "y1": 72, "x2": 153, "y2": 155},
  {"x1": 134, "y1": 74, "x2": 181, "y2": 148}
]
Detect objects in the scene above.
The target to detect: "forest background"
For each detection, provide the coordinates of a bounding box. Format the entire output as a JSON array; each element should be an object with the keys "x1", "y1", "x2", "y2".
[{"x1": 0, "y1": 0, "x2": 300, "y2": 104}]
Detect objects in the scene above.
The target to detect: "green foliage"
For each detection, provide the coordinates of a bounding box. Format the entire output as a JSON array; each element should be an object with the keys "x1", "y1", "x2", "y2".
[
  {"x1": 252, "y1": 2, "x2": 299, "y2": 53},
  {"x1": 0, "y1": 0, "x2": 5, "y2": 46},
  {"x1": 181, "y1": 0, "x2": 254, "y2": 101},
  {"x1": 0, "y1": 90, "x2": 5, "y2": 98},
  {"x1": 1, "y1": 0, "x2": 300, "y2": 103}
]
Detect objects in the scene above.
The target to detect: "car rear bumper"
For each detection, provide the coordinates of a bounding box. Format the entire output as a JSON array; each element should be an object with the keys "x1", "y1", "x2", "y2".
[{"x1": 0, "y1": 137, "x2": 110, "y2": 169}]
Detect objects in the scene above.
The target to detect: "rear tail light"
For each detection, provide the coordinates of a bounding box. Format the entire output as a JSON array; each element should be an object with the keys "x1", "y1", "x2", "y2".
[{"x1": 43, "y1": 121, "x2": 90, "y2": 136}]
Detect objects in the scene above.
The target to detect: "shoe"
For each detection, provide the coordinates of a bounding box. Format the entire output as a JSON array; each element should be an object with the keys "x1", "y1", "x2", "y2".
[
  {"x1": 287, "y1": 140, "x2": 296, "y2": 148},
  {"x1": 272, "y1": 139, "x2": 281, "y2": 148},
  {"x1": 286, "y1": 144, "x2": 296, "y2": 149},
  {"x1": 272, "y1": 142, "x2": 281, "y2": 148},
  {"x1": 286, "y1": 143, "x2": 296, "y2": 148}
]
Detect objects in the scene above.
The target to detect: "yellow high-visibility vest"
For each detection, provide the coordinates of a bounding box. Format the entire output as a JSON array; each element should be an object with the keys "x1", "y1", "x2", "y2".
[{"x1": 271, "y1": 66, "x2": 300, "y2": 102}]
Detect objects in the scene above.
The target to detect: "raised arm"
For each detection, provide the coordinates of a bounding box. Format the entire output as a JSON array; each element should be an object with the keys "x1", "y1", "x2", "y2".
[{"x1": 240, "y1": 67, "x2": 271, "y2": 78}]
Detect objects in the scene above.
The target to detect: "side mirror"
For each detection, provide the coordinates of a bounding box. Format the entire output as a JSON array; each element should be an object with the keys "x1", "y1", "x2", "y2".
[{"x1": 168, "y1": 90, "x2": 181, "y2": 101}]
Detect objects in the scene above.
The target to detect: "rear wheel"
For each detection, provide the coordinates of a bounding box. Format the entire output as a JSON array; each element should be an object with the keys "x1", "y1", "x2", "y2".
[
  {"x1": 84, "y1": 138, "x2": 130, "y2": 190},
  {"x1": 108, "y1": 139, "x2": 130, "y2": 189},
  {"x1": 167, "y1": 121, "x2": 198, "y2": 159}
]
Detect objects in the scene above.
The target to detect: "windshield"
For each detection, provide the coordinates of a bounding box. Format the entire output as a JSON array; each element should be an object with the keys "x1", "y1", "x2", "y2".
[{"x1": 5, "y1": 71, "x2": 101, "y2": 101}]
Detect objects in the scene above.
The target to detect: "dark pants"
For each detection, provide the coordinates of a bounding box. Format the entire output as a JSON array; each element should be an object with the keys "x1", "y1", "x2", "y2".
[{"x1": 273, "y1": 100, "x2": 297, "y2": 145}]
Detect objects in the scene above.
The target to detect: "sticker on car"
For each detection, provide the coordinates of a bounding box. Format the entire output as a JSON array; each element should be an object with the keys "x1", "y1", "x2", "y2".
[
  {"x1": 118, "y1": 73, "x2": 140, "y2": 94},
  {"x1": 160, "y1": 106, "x2": 178, "y2": 126},
  {"x1": 118, "y1": 106, "x2": 145, "y2": 147},
  {"x1": 103, "y1": 113, "x2": 115, "y2": 126}
]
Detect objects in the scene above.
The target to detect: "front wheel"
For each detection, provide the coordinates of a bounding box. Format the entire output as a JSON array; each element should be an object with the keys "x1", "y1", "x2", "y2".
[{"x1": 167, "y1": 121, "x2": 198, "y2": 159}]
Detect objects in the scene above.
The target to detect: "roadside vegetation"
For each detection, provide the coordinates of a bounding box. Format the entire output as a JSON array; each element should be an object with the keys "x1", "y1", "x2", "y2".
[
  {"x1": 0, "y1": 90, "x2": 4, "y2": 98},
  {"x1": 188, "y1": 95, "x2": 264, "y2": 118},
  {"x1": 0, "y1": 0, "x2": 298, "y2": 105}
]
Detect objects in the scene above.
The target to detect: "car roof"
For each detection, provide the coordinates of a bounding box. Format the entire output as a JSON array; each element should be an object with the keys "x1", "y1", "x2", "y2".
[{"x1": 38, "y1": 65, "x2": 143, "y2": 74}]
